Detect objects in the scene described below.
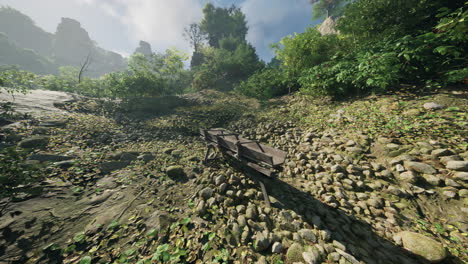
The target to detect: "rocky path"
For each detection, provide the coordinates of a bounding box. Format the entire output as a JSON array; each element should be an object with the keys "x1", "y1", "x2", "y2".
[
  {"x1": 0, "y1": 90, "x2": 466, "y2": 263},
  {"x1": 0, "y1": 89, "x2": 79, "y2": 115}
]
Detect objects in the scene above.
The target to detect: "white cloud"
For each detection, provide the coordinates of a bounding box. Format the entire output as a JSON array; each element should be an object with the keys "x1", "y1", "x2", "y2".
[
  {"x1": 115, "y1": 0, "x2": 203, "y2": 54},
  {"x1": 241, "y1": 0, "x2": 312, "y2": 60}
]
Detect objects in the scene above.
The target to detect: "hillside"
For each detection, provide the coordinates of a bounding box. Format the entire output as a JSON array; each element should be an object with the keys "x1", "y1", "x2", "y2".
[
  {"x1": 0, "y1": 7, "x2": 126, "y2": 76},
  {"x1": 0, "y1": 88, "x2": 466, "y2": 264}
]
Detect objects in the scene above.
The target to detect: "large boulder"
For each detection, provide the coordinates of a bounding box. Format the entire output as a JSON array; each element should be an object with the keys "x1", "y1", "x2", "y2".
[
  {"x1": 318, "y1": 17, "x2": 339, "y2": 35},
  {"x1": 397, "y1": 231, "x2": 447, "y2": 263}
]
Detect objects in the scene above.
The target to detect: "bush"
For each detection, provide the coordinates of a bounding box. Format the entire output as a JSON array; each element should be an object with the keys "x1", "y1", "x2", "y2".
[
  {"x1": 281, "y1": 2, "x2": 468, "y2": 98},
  {"x1": 191, "y1": 40, "x2": 263, "y2": 92},
  {"x1": 272, "y1": 27, "x2": 347, "y2": 90},
  {"x1": 236, "y1": 68, "x2": 288, "y2": 100}
]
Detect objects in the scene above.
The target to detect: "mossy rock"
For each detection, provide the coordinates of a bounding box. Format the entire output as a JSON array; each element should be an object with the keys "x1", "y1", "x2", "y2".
[
  {"x1": 286, "y1": 243, "x2": 304, "y2": 263},
  {"x1": 166, "y1": 166, "x2": 186, "y2": 179},
  {"x1": 398, "y1": 231, "x2": 447, "y2": 263}
]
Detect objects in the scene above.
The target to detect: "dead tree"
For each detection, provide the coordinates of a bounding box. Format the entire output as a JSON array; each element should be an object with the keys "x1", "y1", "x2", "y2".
[{"x1": 78, "y1": 52, "x2": 92, "y2": 83}]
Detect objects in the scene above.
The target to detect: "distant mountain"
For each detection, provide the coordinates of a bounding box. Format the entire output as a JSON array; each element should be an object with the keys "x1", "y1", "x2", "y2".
[{"x1": 0, "y1": 7, "x2": 127, "y2": 77}]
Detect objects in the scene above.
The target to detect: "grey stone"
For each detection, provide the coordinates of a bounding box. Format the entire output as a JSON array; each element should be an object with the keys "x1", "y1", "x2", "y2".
[
  {"x1": 272, "y1": 241, "x2": 284, "y2": 254},
  {"x1": 446, "y1": 161, "x2": 468, "y2": 172},
  {"x1": 246, "y1": 206, "x2": 258, "y2": 220},
  {"x1": 405, "y1": 161, "x2": 436, "y2": 174},
  {"x1": 423, "y1": 102, "x2": 445, "y2": 110},
  {"x1": 422, "y1": 174, "x2": 441, "y2": 186},
  {"x1": 442, "y1": 190, "x2": 457, "y2": 199},
  {"x1": 431, "y1": 149, "x2": 453, "y2": 157},
  {"x1": 286, "y1": 243, "x2": 304, "y2": 263},
  {"x1": 445, "y1": 178, "x2": 461, "y2": 188},
  {"x1": 166, "y1": 166, "x2": 186, "y2": 178},
  {"x1": 54, "y1": 160, "x2": 75, "y2": 169},
  {"x1": 395, "y1": 164, "x2": 405, "y2": 172},
  {"x1": 367, "y1": 197, "x2": 384, "y2": 209},
  {"x1": 398, "y1": 171, "x2": 417, "y2": 183},
  {"x1": 215, "y1": 175, "x2": 226, "y2": 186},
  {"x1": 298, "y1": 229, "x2": 317, "y2": 242},
  {"x1": 138, "y1": 154, "x2": 155, "y2": 162},
  {"x1": 335, "y1": 248, "x2": 360, "y2": 264},
  {"x1": 453, "y1": 172, "x2": 468, "y2": 181},
  {"x1": 196, "y1": 200, "x2": 206, "y2": 216},
  {"x1": 303, "y1": 250, "x2": 320, "y2": 264},
  {"x1": 145, "y1": 211, "x2": 175, "y2": 231},
  {"x1": 331, "y1": 165, "x2": 345, "y2": 173},
  {"x1": 254, "y1": 231, "x2": 271, "y2": 252},
  {"x1": 18, "y1": 136, "x2": 49, "y2": 148},
  {"x1": 333, "y1": 240, "x2": 346, "y2": 251},
  {"x1": 397, "y1": 231, "x2": 447, "y2": 263},
  {"x1": 199, "y1": 187, "x2": 213, "y2": 200}
]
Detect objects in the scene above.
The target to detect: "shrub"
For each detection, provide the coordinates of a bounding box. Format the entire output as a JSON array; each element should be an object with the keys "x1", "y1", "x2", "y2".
[{"x1": 236, "y1": 68, "x2": 288, "y2": 100}]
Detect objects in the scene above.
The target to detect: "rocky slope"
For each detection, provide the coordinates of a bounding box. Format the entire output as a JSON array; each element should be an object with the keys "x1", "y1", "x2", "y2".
[{"x1": 0, "y1": 88, "x2": 466, "y2": 264}]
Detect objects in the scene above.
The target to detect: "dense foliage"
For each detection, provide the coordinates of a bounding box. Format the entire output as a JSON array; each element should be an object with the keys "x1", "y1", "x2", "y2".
[
  {"x1": 192, "y1": 38, "x2": 262, "y2": 92},
  {"x1": 245, "y1": 0, "x2": 467, "y2": 99},
  {"x1": 1, "y1": 49, "x2": 190, "y2": 99},
  {"x1": 235, "y1": 68, "x2": 288, "y2": 100}
]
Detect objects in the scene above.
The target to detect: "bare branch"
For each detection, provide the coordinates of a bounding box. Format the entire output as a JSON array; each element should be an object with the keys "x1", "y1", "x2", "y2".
[{"x1": 78, "y1": 52, "x2": 92, "y2": 83}]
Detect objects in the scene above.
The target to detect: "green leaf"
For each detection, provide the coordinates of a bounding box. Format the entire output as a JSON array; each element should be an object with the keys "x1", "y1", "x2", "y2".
[
  {"x1": 73, "y1": 232, "x2": 86, "y2": 243},
  {"x1": 180, "y1": 217, "x2": 191, "y2": 225},
  {"x1": 79, "y1": 256, "x2": 92, "y2": 264},
  {"x1": 107, "y1": 220, "x2": 119, "y2": 230}
]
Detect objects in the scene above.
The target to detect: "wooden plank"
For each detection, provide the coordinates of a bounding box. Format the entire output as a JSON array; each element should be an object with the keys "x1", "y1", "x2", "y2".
[{"x1": 201, "y1": 128, "x2": 287, "y2": 169}]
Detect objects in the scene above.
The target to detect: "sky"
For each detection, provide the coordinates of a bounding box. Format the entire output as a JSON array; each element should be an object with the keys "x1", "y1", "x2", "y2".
[{"x1": 0, "y1": 0, "x2": 318, "y2": 62}]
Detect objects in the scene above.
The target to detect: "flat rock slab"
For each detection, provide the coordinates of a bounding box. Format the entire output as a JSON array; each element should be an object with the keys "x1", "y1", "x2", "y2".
[
  {"x1": 38, "y1": 120, "x2": 68, "y2": 128},
  {"x1": 397, "y1": 231, "x2": 447, "y2": 263},
  {"x1": 28, "y1": 153, "x2": 74, "y2": 162},
  {"x1": 18, "y1": 136, "x2": 49, "y2": 149},
  {"x1": 0, "y1": 89, "x2": 80, "y2": 115}
]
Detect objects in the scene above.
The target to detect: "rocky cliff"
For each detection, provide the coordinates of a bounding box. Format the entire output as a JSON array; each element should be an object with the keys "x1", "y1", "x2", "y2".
[{"x1": 0, "y1": 7, "x2": 127, "y2": 76}]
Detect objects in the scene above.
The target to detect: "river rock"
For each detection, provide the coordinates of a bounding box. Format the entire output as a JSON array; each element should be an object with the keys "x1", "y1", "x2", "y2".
[
  {"x1": 405, "y1": 161, "x2": 436, "y2": 174},
  {"x1": 199, "y1": 187, "x2": 213, "y2": 200},
  {"x1": 298, "y1": 229, "x2": 317, "y2": 242},
  {"x1": 272, "y1": 241, "x2": 284, "y2": 254},
  {"x1": 446, "y1": 161, "x2": 468, "y2": 172},
  {"x1": 215, "y1": 175, "x2": 226, "y2": 186},
  {"x1": 253, "y1": 231, "x2": 271, "y2": 252},
  {"x1": 431, "y1": 149, "x2": 453, "y2": 157},
  {"x1": 397, "y1": 231, "x2": 447, "y2": 263},
  {"x1": 453, "y1": 172, "x2": 468, "y2": 181},
  {"x1": 423, "y1": 102, "x2": 445, "y2": 110},
  {"x1": 303, "y1": 250, "x2": 320, "y2": 264}
]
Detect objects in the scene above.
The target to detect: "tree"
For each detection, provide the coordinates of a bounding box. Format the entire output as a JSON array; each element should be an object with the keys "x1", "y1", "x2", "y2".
[
  {"x1": 183, "y1": 23, "x2": 206, "y2": 67},
  {"x1": 199, "y1": 4, "x2": 248, "y2": 48},
  {"x1": 183, "y1": 23, "x2": 206, "y2": 52},
  {"x1": 78, "y1": 52, "x2": 92, "y2": 83},
  {"x1": 310, "y1": 0, "x2": 345, "y2": 19},
  {"x1": 192, "y1": 40, "x2": 263, "y2": 91}
]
